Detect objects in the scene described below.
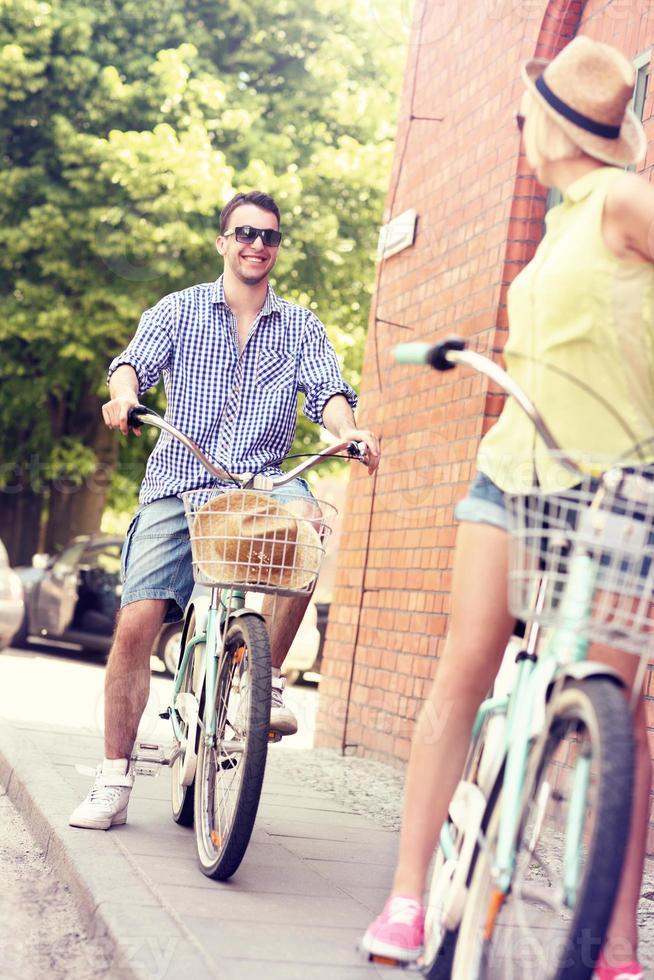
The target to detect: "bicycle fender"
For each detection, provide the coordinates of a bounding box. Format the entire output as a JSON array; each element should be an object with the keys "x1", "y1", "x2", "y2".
[
  {"x1": 527, "y1": 658, "x2": 559, "y2": 739},
  {"x1": 559, "y1": 661, "x2": 625, "y2": 687},
  {"x1": 191, "y1": 594, "x2": 211, "y2": 636},
  {"x1": 477, "y1": 718, "x2": 507, "y2": 799},
  {"x1": 227, "y1": 607, "x2": 266, "y2": 624},
  {"x1": 442, "y1": 781, "x2": 487, "y2": 930},
  {"x1": 528, "y1": 660, "x2": 626, "y2": 739}
]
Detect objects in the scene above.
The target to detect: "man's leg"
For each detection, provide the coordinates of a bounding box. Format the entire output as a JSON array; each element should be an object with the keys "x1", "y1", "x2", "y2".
[
  {"x1": 69, "y1": 599, "x2": 168, "y2": 831},
  {"x1": 261, "y1": 490, "x2": 322, "y2": 735},
  {"x1": 260, "y1": 591, "x2": 313, "y2": 737},
  {"x1": 70, "y1": 495, "x2": 193, "y2": 829},
  {"x1": 105, "y1": 599, "x2": 168, "y2": 759},
  {"x1": 265, "y1": 592, "x2": 312, "y2": 671}
]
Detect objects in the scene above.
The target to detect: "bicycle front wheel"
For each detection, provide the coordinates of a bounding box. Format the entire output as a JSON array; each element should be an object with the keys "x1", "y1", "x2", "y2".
[
  {"x1": 170, "y1": 632, "x2": 202, "y2": 827},
  {"x1": 194, "y1": 612, "x2": 271, "y2": 880},
  {"x1": 453, "y1": 677, "x2": 634, "y2": 980}
]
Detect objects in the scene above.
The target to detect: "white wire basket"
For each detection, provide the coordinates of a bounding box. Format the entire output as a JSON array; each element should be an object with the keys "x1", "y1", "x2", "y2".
[
  {"x1": 181, "y1": 487, "x2": 337, "y2": 596},
  {"x1": 505, "y1": 464, "x2": 654, "y2": 656}
]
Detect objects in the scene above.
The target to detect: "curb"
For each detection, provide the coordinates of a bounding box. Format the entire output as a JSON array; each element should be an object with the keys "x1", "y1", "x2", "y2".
[{"x1": 0, "y1": 718, "x2": 218, "y2": 980}]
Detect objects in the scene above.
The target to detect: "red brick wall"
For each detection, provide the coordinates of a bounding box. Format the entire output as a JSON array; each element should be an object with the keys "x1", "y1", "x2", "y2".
[{"x1": 315, "y1": 0, "x2": 654, "y2": 844}]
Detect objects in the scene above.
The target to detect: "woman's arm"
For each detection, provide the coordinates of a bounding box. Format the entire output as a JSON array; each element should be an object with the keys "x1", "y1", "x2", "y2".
[{"x1": 604, "y1": 171, "x2": 654, "y2": 262}]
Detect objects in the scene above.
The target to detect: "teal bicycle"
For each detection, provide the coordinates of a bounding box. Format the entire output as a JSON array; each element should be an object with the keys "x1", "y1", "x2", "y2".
[
  {"x1": 128, "y1": 405, "x2": 362, "y2": 879},
  {"x1": 392, "y1": 339, "x2": 653, "y2": 980}
]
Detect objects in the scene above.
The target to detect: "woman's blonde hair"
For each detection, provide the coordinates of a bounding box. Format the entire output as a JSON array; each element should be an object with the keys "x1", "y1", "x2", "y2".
[{"x1": 521, "y1": 89, "x2": 584, "y2": 168}]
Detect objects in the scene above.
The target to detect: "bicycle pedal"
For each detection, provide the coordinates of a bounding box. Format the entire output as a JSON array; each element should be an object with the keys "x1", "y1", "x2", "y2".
[
  {"x1": 132, "y1": 741, "x2": 168, "y2": 776},
  {"x1": 267, "y1": 731, "x2": 282, "y2": 743},
  {"x1": 134, "y1": 761, "x2": 161, "y2": 777},
  {"x1": 367, "y1": 953, "x2": 404, "y2": 967}
]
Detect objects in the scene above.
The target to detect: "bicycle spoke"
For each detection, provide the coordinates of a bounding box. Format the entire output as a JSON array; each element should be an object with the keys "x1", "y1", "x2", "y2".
[
  {"x1": 454, "y1": 680, "x2": 634, "y2": 980},
  {"x1": 194, "y1": 613, "x2": 271, "y2": 879},
  {"x1": 202, "y1": 651, "x2": 253, "y2": 854}
]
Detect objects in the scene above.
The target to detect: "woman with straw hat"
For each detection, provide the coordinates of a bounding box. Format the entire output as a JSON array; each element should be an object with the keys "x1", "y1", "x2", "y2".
[{"x1": 363, "y1": 36, "x2": 653, "y2": 979}]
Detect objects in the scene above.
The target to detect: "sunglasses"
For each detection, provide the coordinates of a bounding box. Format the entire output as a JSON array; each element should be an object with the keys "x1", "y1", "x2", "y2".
[
  {"x1": 222, "y1": 225, "x2": 282, "y2": 247},
  {"x1": 514, "y1": 112, "x2": 525, "y2": 133}
]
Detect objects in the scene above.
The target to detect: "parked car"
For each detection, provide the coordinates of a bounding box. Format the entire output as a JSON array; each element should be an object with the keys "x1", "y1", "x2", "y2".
[
  {"x1": 0, "y1": 536, "x2": 24, "y2": 651},
  {"x1": 12, "y1": 534, "x2": 327, "y2": 680},
  {"x1": 243, "y1": 591, "x2": 323, "y2": 685},
  {"x1": 12, "y1": 535, "x2": 180, "y2": 671}
]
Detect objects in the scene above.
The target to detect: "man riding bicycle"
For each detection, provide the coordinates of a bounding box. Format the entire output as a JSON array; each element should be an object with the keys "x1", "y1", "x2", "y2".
[{"x1": 70, "y1": 190, "x2": 380, "y2": 831}]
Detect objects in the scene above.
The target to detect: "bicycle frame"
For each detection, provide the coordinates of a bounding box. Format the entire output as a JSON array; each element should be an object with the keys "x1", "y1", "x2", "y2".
[
  {"x1": 127, "y1": 402, "x2": 365, "y2": 753},
  {"x1": 396, "y1": 340, "x2": 633, "y2": 936},
  {"x1": 493, "y1": 553, "x2": 603, "y2": 892},
  {"x1": 434, "y1": 527, "x2": 624, "y2": 940},
  {"x1": 170, "y1": 586, "x2": 254, "y2": 749}
]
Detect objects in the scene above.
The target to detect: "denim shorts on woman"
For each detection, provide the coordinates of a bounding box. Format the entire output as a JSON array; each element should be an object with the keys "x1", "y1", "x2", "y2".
[
  {"x1": 454, "y1": 471, "x2": 509, "y2": 531},
  {"x1": 120, "y1": 477, "x2": 315, "y2": 623}
]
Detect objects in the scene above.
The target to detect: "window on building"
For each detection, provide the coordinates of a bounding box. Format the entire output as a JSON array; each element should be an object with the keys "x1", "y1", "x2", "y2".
[{"x1": 628, "y1": 49, "x2": 650, "y2": 172}]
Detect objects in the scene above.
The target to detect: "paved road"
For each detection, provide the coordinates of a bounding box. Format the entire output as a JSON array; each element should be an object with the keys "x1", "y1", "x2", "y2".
[
  {"x1": 0, "y1": 643, "x2": 323, "y2": 979},
  {"x1": 0, "y1": 644, "x2": 400, "y2": 980},
  {"x1": 0, "y1": 785, "x2": 112, "y2": 980}
]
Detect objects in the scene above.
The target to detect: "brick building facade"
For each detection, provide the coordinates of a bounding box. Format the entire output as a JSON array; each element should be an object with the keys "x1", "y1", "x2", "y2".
[{"x1": 315, "y1": 0, "x2": 654, "y2": 841}]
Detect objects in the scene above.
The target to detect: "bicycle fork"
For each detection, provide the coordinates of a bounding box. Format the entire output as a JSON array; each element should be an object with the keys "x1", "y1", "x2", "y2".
[{"x1": 490, "y1": 557, "x2": 598, "y2": 918}]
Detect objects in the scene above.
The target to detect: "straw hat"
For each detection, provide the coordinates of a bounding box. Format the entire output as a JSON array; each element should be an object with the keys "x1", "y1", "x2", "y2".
[
  {"x1": 192, "y1": 491, "x2": 322, "y2": 591},
  {"x1": 522, "y1": 36, "x2": 646, "y2": 166}
]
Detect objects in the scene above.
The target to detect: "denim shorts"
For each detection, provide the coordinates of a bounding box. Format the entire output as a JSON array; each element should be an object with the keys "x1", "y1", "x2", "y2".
[
  {"x1": 454, "y1": 471, "x2": 508, "y2": 531},
  {"x1": 121, "y1": 477, "x2": 315, "y2": 623}
]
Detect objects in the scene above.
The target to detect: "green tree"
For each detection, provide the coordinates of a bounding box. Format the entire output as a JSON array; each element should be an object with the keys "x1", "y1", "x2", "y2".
[{"x1": 0, "y1": 0, "x2": 400, "y2": 561}]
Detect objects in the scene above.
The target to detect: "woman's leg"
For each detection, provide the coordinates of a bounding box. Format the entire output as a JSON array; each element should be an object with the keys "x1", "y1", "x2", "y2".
[{"x1": 391, "y1": 522, "x2": 516, "y2": 898}]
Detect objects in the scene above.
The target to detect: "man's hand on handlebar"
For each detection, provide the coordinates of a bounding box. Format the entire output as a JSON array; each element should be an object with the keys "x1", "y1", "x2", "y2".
[
  {"x1": 102, "y1": 394, "x2": 142, "y2": 437},
  {"x1": 338, "y1": 427, "x2": 381, "y2": 475}
]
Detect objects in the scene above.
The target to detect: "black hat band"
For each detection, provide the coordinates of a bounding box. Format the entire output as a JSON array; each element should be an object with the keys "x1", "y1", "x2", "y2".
[{"x1": 535, "y1": 74, "x2": 622, "y2": 139}]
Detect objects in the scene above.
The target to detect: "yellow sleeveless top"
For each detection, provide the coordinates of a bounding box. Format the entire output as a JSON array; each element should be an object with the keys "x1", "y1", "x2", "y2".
[{"x1": 478, "y1": 166, "x2": 654, "y2": 493}]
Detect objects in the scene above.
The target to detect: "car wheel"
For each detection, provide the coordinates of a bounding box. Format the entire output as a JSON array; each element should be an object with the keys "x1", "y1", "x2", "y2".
[
  {"x1": 11, "y1": 612, "x2": 29, "y2": 649},
  {"x1": 158, "y1": 624, "x2": 184, "y2": 676}
]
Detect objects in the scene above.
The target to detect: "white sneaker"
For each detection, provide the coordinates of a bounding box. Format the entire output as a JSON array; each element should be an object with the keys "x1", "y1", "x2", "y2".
[
  {"x1": 69, "y1": 759, "x2": 134, "y2": 830},
  {"x1": 269, "y1": 676, "x2": 298, "y2": 736}
]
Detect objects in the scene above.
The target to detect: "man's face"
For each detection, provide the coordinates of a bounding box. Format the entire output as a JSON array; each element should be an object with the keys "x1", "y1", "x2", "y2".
[{"x1": 216, "y1": 204, "x2": 280, "y2": 286}]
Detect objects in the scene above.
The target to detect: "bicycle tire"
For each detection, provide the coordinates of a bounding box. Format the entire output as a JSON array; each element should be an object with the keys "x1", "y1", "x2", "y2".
[
  {"x1": 170, "y1": 636, "x2": 202, "y2": 827},
  {"x1": 452, "y1": 677, "x2": 634, "y2": 980},
  {"x1": 194, "y1": 612, "x2": 271, "y2": 880},
  {"x1": 422, "y1": 759, "x2": 505, "y2": 979},
  {"x1": 422, "y1": 894, "x2": 457, "y2": 980}
]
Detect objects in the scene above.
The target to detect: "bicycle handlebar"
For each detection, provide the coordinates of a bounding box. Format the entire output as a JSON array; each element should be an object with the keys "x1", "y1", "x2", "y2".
[
  {"x1": 394, "y1": 337, "x2": 581, "y2": 475},
  {"x1": 126, "y1": 406, "x2": 366, "y2": 489}
]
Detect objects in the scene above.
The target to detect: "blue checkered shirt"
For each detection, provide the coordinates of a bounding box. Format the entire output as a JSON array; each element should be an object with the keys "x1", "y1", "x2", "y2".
[{"x1": 107, "y1": 276, "x2": 358, "y2": 504}]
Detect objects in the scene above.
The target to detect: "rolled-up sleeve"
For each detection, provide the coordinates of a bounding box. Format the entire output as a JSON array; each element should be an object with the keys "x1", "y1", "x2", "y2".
[
  {"x1": 107, "y1": 295, "x2": 175, "y2": 394},
  {"x1": 298, "y1": 314, "x2": 358, "y2": 424}
]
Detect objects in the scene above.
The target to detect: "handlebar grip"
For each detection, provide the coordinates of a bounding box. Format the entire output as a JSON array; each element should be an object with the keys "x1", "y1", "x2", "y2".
[
  {"x1": 347, "y1": 441, "x2": 367, "y2": 459},
  {"x1": 127, "y1": 405, "x2": 153, "y2": 429},
  {"x1": 393, "y1": 342, "x2": 432, "y2": 365},
  {"x1": 394, "y1": 336, "x2": 467, "y2": 371}
]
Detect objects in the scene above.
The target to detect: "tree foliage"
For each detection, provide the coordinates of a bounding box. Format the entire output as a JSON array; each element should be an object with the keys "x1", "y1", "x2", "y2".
[{"x1": 0, "y1": 0, "x2": 401, "y2": 552}]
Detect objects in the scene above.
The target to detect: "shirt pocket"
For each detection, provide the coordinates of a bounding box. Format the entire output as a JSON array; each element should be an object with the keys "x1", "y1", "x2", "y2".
[{"x1": 256, "y1": 349, "x2": 297, "y2": 390}]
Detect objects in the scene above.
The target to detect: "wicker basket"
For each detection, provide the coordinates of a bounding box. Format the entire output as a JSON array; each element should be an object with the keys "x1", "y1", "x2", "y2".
[
  {"x1": 505, "y1": 464, "x2": 654, "y2": 655},
  {"x1": 182, "y1": 487, "x2": 336, "y2": 596}
]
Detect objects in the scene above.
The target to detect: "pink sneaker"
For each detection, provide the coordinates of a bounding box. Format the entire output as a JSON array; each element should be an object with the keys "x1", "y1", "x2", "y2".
[
  {"x1": 593, "y1": 951, "x2": 644, "y2": 980},
  {"x1": 361, "y1": 895, "x2": 424, "y2": 963}
]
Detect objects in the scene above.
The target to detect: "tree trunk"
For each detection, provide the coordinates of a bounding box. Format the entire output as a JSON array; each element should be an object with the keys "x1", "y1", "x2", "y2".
[
  {"x1": 0, "y1": 477, "x2": 43, "y2": 566},
  {"x1": 44, "y1": 394, "x2": 118, "y2": 553}
]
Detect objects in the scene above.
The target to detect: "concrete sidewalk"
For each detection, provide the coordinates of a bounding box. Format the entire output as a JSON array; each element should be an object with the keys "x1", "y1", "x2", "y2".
[
  {"x1": 3, "y1": 713, "x2": 653, "y2": 979},
  {"x1": 0, "y1": 717, "x2": 399, "y2": 980}
]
